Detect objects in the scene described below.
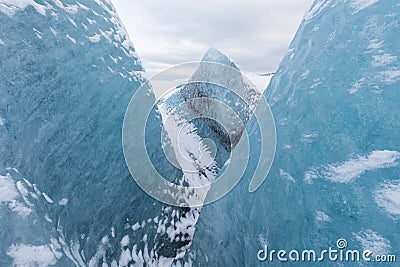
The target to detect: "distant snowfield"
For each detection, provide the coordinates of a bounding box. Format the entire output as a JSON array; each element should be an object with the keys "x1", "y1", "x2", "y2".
[{"x1": 305, "y1": 150, "x2": 400, "y2": 183}]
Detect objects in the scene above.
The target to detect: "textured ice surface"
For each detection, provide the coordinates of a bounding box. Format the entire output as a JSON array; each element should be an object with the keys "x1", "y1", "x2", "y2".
[
  {"x1": 0, "y1": 0, "x2": 259, "y2": 265},
  {"x1": 186, "y1": 0, "x2": 400, "y2": 265}
]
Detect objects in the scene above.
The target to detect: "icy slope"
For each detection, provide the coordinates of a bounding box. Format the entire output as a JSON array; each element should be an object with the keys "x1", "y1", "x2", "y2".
[
  {"x1": 263, "y1": 0, "x2": 400, "y2": 261},
  {"x1": 121, "y1": 48, "x2": 262, "y2": 265},
  {"x1": 0, "y1": 0, "x2": 147, "y2": 265},
  {"x1": 189, "y1": 0, "x2": 400, "y2": 265},
  {"x1": 0, "y1": 0, "x2": 261, "y2": 264}
]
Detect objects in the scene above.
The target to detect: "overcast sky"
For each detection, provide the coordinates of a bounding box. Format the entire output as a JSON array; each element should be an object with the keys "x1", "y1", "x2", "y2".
[{"x1": 112, "y1": 0, "x2": 313, "y2": 89}]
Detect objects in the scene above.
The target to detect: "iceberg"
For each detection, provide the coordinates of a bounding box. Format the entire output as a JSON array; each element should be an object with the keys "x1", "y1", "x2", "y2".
[
  {"x1": 122, "y1": 48, "x2": 264, "y2": 264},
  {"x1": 188, "y1": 0, "x2": 400, "y2": 265}
]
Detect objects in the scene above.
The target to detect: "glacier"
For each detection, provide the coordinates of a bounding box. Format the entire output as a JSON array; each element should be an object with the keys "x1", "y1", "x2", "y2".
[
  {"x1": 190, "y1": 0, "x2": 399, "y2": 266},
  {"x1": 0, "y1": 0, "x2": 150, "y2": 265},
  {"x1": 1, "y1": 0, "x2": 400, "y2": 266}
]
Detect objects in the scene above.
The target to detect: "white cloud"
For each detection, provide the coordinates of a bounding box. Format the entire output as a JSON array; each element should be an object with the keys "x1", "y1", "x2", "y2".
[{"x1": 111, "y1": 0, "x2": 313, "y2": 89}]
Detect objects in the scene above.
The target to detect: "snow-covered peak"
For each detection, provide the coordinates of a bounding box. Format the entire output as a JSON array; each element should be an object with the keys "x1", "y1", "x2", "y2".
[{"x1": 201, "y1": 47, "x2": 239, "y2": 70}]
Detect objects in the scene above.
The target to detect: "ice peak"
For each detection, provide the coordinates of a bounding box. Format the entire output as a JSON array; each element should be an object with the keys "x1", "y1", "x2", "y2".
[{"x1": 201, "y1": 47, "x2": 239, "y2": 70}]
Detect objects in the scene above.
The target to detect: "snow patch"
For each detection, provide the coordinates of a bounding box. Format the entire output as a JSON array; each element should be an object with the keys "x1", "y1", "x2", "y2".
[
  {"x1": 310, "y1": 80, "x2": 323, "y2": 89},
  {"x1": 0, "y1": 0, "x2": 47, "y2": 16},
  {"x1": 88, "y1": 34, "x2": 101, "y2": 43},
  {"x1": 315, "y1": 211, "x2": 332, "y2": 222},
  {"x1": 33, "y1": 27, "x2": 43, "y2": 39},
  {"x1": 311, "y1": 24, "x2": 320, "y2": 32},
  {"x1": 58, "y1": 198, "x2": 68, "y2": 206},
  {"x1": 49, "y1": 27, "x2": 57, "y2": 36},
  {"x1": 16, "y1": 181, "x2": 33, "y2": 207},
  {"x1": 76, "y1": 2, "x2": 89, "y2": 10},
  {"x1": 279, "y1": 169, "x2": 296, "y2": 183},
  {"x1": 351, "y1": 0, "x2": 381, "y2": 14},
  {"x1": 378, "y1": 69, "x2": 400, "y2": 84},
  {"x1": 283, "y1": 144, "x2": 292, "y2": 150},
  {"x1": 8, "y1": 200, "x2": 33, "y2": 218},
  {"x1": 354, "y1": 230, "x2": 391, "y2": 256},
  {"x1": 52, "y1": 0, "x2": 79, "y2": 14},
  {"x1": 44, "y1": 214, "x2": 53, "y2": 223},
  {"x1": 120, "y1": 235, "x2": 129, "y2": 247},
  {"x1": 0, "y1": 174, "x2": 33, "y2": 217},
  {"x1": 7, "y1": 244, "x2": 57, "y2": 267},
  {"x1": 300, "y1": 70, "x2": 310, "y2": 80},
  {"x1": 67, "y1": 17, "x2": 78, "y2": 28},
  {"x1": 348, "y1": 78, "x2": 365, "y2": 94},
  {"x1": 119, "y1": 247, "x2": 132, "y2": 266},
  {"x1": 305, "y1": 150, "x2": 400, "y2": 183},
  {"x1": 303, "y1": 0, "x2": 334, "y2": 21},
  {"x1": 367, "y1": 39, "x2": 383, "y2": 50},
  {"x1": 374, "y1": 180, "x2": 400, "y2": 218},
  {"x1": 301, "y1": 132, "x2": 319, "y2": 143},
  {"x1": 42, "y1": 192, "x2": 54, "y2": 204},
  {"x1": 87, "y1": 18, "x2": 96, "y2": 25},
  {"x1": 372, "y1": 53, "x2": 397, "y2": 67},
  {"x1": 131, "y1": 222, "x2": 140, "y2": 231}
]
